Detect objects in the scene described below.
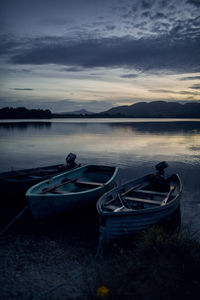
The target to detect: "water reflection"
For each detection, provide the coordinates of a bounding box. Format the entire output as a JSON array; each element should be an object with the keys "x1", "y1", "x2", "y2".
[
  {"x1": 108, "y1": 121, "x2": 200, "y2": 134},
  {"x1": 1, "y1": 119, "x2": 199, "y2": 134},
  {"x1": 0, "y1": 122, "x2": 51, "y2": 131},
  {"x1": 0, "y1": 120, "x2": 200, "y2": 171}
]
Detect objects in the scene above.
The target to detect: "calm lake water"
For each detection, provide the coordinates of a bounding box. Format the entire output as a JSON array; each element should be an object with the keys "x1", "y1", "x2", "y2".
[{"x1": 0, "y1": 118, "x2": 200, "y2": 234}]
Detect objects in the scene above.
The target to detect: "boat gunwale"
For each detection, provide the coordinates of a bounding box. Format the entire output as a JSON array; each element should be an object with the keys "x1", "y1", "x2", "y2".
[
  {"x1": 26, "y1": 164, "x2": 118, "y2": 197},
  {"x1": 96, "y1": 173, "x2": 182, "y2": 217}
]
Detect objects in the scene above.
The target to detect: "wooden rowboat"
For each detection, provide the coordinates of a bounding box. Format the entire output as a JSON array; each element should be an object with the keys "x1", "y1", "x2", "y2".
[
  {"x1": 26, "y1": 165, "x2": 118, "y2": 218},
  {"x1": 0, "y1": 153, "x2": 80, "y2": 204},
  {"x1": 96, "y1": 162, "x2": 182, "y2": 242}
]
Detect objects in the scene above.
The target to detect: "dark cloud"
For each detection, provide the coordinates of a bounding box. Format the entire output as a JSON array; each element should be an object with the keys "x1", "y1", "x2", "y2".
[
  {"x1": 105, "y1": 25, "x2": 116, "y2": 31},
  {"x1": 150, "y1": 89, "x2": 173, "y2": 93},
  {"x1": 142, "y1": 11, "x2": 150, "y2": 18},
  {"x1": 8, "y1": 34, "x2": 200, "y2": 73},
  {"x1": 60, "y1": 67, "x2": 85, "y2": 72},
  {"x1": 179, "y1": 90, "x2": 199, "y2": 95},
  {"x1": 41, "y1": 17, "x2": 74, "y2": 26},
  {"x1": 187, "y1": 0, "x2": 200, "y2": 7},
  {"x1": 152, "y1": 12, "x2": 166, "y2": 19},
  {"x1": 151, "y1": 22, "x2": 170, "y2": 35},
  {"x1": 189, "y1": 84, "x2": 200, "y2": 89},
  {"x1": 120, "y1": 74, "x2": 139, "y2": 78},
  {"x1": 134, "y1": 21, "x2": 148, "y2": 29},
  {"x1": 0, "y1": 34, "x2": 20, "y2": 55},
  {"x1": 141, "y1": 0, "x2": 153, "y2": 10},
  {"x1": 150, "y1": 89, "x2": 199, "y2": 95},
  {"x1": 180, "y1": 76, "x2": 200, "y2": 80},
  {"x1": 170, "y1": 16, "x2": 200, "y2": 40},
  {"x1": 10, "y1": 88, "x2": 33, "y2": 91},
  {"x1": 159, "y1": 0, "x2": 169, "y2": 8}
]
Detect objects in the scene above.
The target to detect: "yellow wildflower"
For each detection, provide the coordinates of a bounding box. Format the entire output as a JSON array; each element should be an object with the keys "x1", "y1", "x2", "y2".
[{"x1": 96, "y1": 285, "x2": 109, "y2": 298}]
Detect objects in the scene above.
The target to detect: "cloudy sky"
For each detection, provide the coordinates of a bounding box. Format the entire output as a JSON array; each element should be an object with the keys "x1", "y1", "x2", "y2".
[{"x1": 0, "y1": 0, "x2": 200, "y2": 112}]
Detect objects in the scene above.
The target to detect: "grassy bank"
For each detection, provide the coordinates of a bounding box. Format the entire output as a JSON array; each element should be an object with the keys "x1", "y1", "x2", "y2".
[{"x1": 85, "y1": 226, "x2": 200, "y2": 300}]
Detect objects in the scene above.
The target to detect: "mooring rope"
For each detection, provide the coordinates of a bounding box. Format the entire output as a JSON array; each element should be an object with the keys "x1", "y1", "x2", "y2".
[{"x1": 0, "y1": 205, "x2": 28, "y2": 236}]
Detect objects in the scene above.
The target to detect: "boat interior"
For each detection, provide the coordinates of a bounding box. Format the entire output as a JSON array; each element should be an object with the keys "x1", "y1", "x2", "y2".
[
  {"x1": 103, "y1": 175, "x2": 178, "y2": 212},
  {"x1": 38, "y1": 165, "x2": 115, "y2": 194},
  {"x1": 51, "y1": 180, "x2": 105, "y2": 194}
]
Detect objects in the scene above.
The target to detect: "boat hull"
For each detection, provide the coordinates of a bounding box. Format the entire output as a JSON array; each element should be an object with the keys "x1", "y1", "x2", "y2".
[
  {"x1": 0, "y1": 163, "x2": 79, "y2": 205},
  {"x1": 26, "y1": 165, "x2": 118, "y2": 218},
  {"x1": 97, "y1": 173, "x2": 182, "y2": 242}
]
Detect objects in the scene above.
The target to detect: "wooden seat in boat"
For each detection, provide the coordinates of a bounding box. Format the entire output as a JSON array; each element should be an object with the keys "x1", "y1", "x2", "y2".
[
  {"x1": 134, "y1": 189, "x2": 168, "y2": 196},
  {"x1": 75, "y1": 180, "x2": 104, "y2": 187},
  {"x1": 123, "y1": 196, "x2": 161, "y2": 205}
]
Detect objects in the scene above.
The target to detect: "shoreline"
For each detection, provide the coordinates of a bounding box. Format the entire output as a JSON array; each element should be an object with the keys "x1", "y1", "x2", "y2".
[
  {"x1": 0, "y1": 204, "x2": 100, "y2": 299},
  {"x1": 0, "y1": 204, "x2": 199, "y2": 299}
]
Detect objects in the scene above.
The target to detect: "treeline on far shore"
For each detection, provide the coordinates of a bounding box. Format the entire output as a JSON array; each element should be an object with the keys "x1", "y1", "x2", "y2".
[{"x1": 0, "y1": 107, "x2": 52, "y2": 119}]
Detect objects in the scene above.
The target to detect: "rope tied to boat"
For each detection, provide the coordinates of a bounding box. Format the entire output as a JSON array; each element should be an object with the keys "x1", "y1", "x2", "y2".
[{"x1": 0, "y1": 205, "x2": 28, "y2": 236}]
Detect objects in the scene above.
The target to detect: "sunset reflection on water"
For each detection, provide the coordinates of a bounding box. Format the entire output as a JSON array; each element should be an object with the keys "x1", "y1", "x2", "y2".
[{"x1": 0, "y1": 119, "x2": 200, "y2": 171}]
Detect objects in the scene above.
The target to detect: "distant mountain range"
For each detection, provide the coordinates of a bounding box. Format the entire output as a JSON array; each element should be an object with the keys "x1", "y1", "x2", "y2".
[
  {"x1": 54, "y1": 101, "x2": 200, "y2": 118},
  {"x1": 56, "y1": 109, "x2": 93, "y2": 115},
  {"x1": 100, "y1": 101, "x2": 200, "y2": 118},
  {"x1": 1, "y1": 101, "x2": 199, "y2": 119}
]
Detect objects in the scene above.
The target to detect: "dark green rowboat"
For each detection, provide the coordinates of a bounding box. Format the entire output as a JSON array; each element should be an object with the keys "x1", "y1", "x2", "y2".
[{"x1": 26, "y1": 165, "x2": 118, "y2": 218}]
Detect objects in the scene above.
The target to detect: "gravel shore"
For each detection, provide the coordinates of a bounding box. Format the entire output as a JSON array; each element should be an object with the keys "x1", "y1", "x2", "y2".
[{"x1": 0, "y1": 204, "x2": 101, "y2": 300}]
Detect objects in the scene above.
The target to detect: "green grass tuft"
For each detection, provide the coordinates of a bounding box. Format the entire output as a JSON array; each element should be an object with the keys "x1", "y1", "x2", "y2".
[{"x1": 88, "y1": 226, "x2": 200, "y2": 300}]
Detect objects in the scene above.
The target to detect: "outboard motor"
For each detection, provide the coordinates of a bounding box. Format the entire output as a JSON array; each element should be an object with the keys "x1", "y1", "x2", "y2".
[
  {"x1": 66, "y1": 153, "x2": 77, "y2": 167},
  {"x1": 155, "y1": 161, "x2": 168, "y2": 176}
]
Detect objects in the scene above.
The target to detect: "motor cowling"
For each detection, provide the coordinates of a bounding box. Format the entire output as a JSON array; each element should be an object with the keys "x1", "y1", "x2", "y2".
[
  {"x1": 155, "y1": 161, "x2": 168, "y2": 175},
  {"x1": 66, "y1": 153, "x2": 77, "y2": 167}
]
